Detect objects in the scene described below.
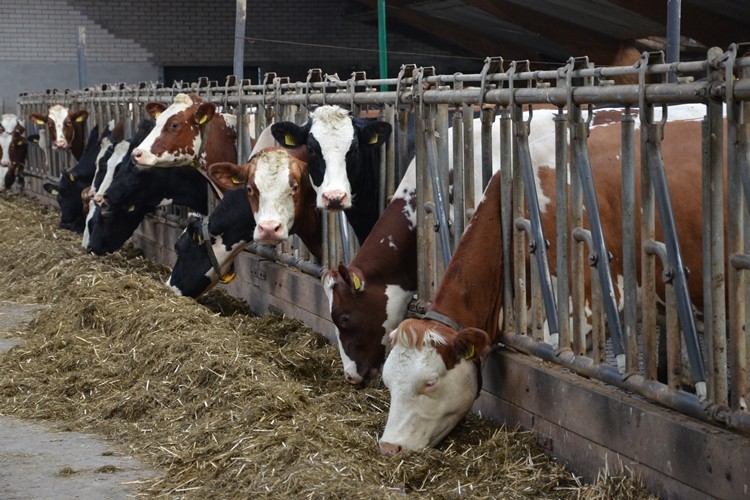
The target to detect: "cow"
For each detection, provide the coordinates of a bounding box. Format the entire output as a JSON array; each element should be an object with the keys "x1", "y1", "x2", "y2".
[
  {"x1": 87, "y1": 121, "x2": 209, "y2": 255},
  {"x1": 130, "y1": 92, "x2": 238, "y2": 196},
  {"x1": 28, "y1": 104, "x2": 89, "y2": 161},
  {"x1": 44, "y1": 122, "x2": 125, "y2": 233},
  {"x1": 0, "y1": 114, "x2": 28, "y2": 192},
  {"x1": 167, "y1": 146, "x2": 320, "y2": 297},
  {"x1": 271, "y1": 105, "x2": 392, "y2": 244},
  {"x1": 322, "y1": 162, "x2": 417, "y2": 385},
  {"x1": 377, "y1": 103, "x2": 720, "y2": 453}
]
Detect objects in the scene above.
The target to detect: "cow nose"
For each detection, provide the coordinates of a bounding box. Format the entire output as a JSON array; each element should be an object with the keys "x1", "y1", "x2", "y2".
[
  {"x1": 322, "y1": 190, "x2": 347, "y2": 210},
  {"x1": 131, "y1": 149, "x2": 143, "y2": 161},
  {"x1": 378, "y1": 441, "x2": 403, "y2": 456},
  {"x1": 54, "y1": 139, "x2": 67, "y2": 148},
  {"x1": 257, "y1": 221, "x2": 282, "y2": 242},
  {"x1": 345, "y1": 371, "x2": 363, "y2": 385}
]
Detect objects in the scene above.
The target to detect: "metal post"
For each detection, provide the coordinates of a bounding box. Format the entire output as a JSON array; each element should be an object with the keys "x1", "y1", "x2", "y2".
[
  {"x1": 377, "y1": 0, "x2": 388, "y2": 91},
  {"x1": 77, "y1": 27, "x2": 87, "y2": 88},
  {"x1": 666, "y1": 0, "x2": 681, "y2": 83},
  {"x1": 234, "y1": 0, "x2": 247, "y2": 82}
]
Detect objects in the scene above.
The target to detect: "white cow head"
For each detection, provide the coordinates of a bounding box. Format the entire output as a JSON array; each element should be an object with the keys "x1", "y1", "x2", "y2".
[{"x1": 378, "y1": 318, "x2": 491, "y2": 455}]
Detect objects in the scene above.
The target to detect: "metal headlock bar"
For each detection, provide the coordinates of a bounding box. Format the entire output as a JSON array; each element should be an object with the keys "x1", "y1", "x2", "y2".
[{"x1": 16, "y1": 47, "x2": 750, "y2": 437}]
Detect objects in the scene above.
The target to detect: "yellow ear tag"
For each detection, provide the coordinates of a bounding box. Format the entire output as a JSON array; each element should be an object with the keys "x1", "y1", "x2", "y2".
[
  {"x1": 34, "y1": 119, "x2": 45, "y2": 125},
  {"x1": 51, "y1": 189, "x2": 59, "y2": 196},
  {"x1": 16, "y1": 140, "x2": 24, "y2": 146},
  {"x1": 153, "y1": 111, "x2": 161, "y2": 119},
  {"x1": 368, "y1": 133, "x2": 379, "y2": 145},
  {"x1": 464, "y1": 344, "x2": 475, "y2": 360},
  {"x1": 219, "y1": 270, "x2": 237, "y2": 284},
  {"x1": 127, "y1": 205, "x2": 136, "y2": 212},
  {"x1": 351, "y1": 273, "x2": 363, "y2": 291},
  {"x1": 198, "y1": 114, "x2": 209, "y2": 125},
  {"x1": 75, "y1": 115, "x2": 85, "y2": 123},
  {"x1": 231, "y1": 176, "x2": 242, "y2": 184},
  {"x1": 284, "y1": 133, "x2": 296, "y2": 147},
  {"x1": 68, "y1": 173, "x2": 75, "y2": 182}
]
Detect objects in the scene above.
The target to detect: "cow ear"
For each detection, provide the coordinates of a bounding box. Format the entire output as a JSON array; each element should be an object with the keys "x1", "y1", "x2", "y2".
[
  {"x1": 144, "y1": 102, "x2": 167, "y2": 120},
  {"x1": 271, "y1": 122, "x2": 306, "y2": 148},
  {"x1": 453, "y1": 327, "x2": 491, "y2": 363},
  {"x1": 14, "y1": 124, "x2": 25, "y2": 135},
  {"x1": 72, "y1": 110, "x2": 89, "y2": 124},
  {"x1": 346, "y1": 264, "x2": 366, "y2": 292},
  {"x1": 359, "y1": 121, "x2": 392, "y2": 147},
  {"x1": 195, "y1": 103, "x2": 216, "y2": 126},
  {"x1": 29, "y1": 113, "x2": 47, "y2": 125},
  {"x1": 208, "y1": 162, "x2": 247, "y2": 191}
]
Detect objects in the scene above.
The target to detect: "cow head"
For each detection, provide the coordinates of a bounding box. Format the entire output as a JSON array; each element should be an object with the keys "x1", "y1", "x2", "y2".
[
  {"x1": 323, "y1": 264, "x2": 394, "y2": 385},
  {"x1": 86, "y1": 196, "x2": 151, "y2": 255},
  {"x1": 270, "y1": 105, "x2": 391, "y2": 211},
  {"x1": 378, "y1": 318, "x2": 491, "y2": 455},
  {"x1": 29, "y1": 104, "x2": 88, "y2": 151},
  {"x1": 209, "y1": 146, "x2": 310, "y2": 246},
  {"x1": 167, "y1": 188, "x2": 253, "y2": 297},
  {"x1": 131, "y1": 93, "x2": 215, "y2": 168}
]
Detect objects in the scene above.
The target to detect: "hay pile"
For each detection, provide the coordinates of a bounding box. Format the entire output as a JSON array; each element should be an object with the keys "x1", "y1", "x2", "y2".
[{"x1": 0, "y1": 192, "x2": 655, "y2": 498}]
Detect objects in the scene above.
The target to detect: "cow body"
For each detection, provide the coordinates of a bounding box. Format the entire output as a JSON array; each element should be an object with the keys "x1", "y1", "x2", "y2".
[
  {"x1": 322, "y1": 163, "x2": 417, "y2": 385},
  {"x1": 131, "y1": 93, "x2": 237, "y2": 197},
  {"x1": 29, "y1": 104, "x2": 89, "y2": 160},
  {"x1": 378, "y1": 103, "x2": 720, "y2": 453},
  {"x1": 168, "y1": 146, "x2": 320, "y2": 297},
  {"x1": 0, "y1": 114, "x2": 27, "y2": 192},
  {"x1": 271, "y1": 105, "x2": 392, "y2": 244}
]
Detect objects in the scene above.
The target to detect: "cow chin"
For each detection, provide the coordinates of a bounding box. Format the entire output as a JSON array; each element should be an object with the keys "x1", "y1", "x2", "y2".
[{"x1": 379, "y1": 346, "x2": 479, "y2": 453}]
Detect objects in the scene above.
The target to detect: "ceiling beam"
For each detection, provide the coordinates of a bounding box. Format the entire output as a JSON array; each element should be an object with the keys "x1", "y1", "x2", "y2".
[
  {"x1": 351, "y1": 0, "x2": 541, "y2": 61},
  {"x1": 605, "y1": 0, "x2": 749, "y2": 50},
  {"x1": 466, "y1": 0, "x2": 629, "y2": 64}
]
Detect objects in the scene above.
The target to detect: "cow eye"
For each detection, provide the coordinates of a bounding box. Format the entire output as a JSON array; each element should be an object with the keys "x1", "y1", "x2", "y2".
[
  {"x1": 338, "y1": 313, "x2": 350, "y2": 327},
  {"x1": 423, "y1": 378, "x2": 438, "y2": 392},
  {"x1": 290, "y1": 182, "x2": 299, "y2": 193},
  {"x1": 169, "y1": 122, "x2": 180, "y2": 131},
  {"x1": 64, "y1": 120, "x2": 72, "y2": 126}
]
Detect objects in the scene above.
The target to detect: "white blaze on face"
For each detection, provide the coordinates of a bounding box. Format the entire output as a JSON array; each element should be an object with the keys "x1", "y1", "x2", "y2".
[
  {"x1": 133, "y1": 94, "x2": 194, "y2": 167},
  {"x1": 252, "y1": 149, "x2": 296, "y2": 244},
  {"x1": 380, "y1": 332, "x2": 479, "y2": 450},
  {"x1": 309, "y1": 106, "x2": 354, "y2": 208},
  {"x1": 48, "y1": 105, "x2": 69, "y2": 149}
]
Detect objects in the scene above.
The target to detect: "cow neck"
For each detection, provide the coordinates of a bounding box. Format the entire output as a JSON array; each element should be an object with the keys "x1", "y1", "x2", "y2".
[
  {"x1": 190, "y1": 119, "x2": 212, "y2": 170},
  {"x1": 200, "y1": 218, "x2": 236, "y2": 284},
  {"x1": 71, "y1": 119, "x2": 87, "y2": 161},
  {"x1": 428, "y1": 172, "x2": 504, "y2": 343}
]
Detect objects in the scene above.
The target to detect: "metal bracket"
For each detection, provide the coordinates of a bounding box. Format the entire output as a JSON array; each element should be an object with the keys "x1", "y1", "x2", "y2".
[{"x1": 479, "y1": 56, "x2": 504, "y2": 109}]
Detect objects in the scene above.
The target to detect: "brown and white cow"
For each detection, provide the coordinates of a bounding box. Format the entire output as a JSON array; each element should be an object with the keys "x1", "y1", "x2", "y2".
[
  {"x1": 130, "y1": 93, "x2": 238, "y2": 196},
  {"x1": 378, "y1": 103, "x2": 721, "y2": 453},
  {"x1": 28, "y1": 104, "x2": 89, "y2": 161},
  {"x1": 0, "y1": 114, "x2": 28, "y2": 191},
  {"x1": 322, "y1": 163, "x2": 417, "y2": 385},
  {"x1": 166, "y1": 146, "x2": 320, "y2": 298}
]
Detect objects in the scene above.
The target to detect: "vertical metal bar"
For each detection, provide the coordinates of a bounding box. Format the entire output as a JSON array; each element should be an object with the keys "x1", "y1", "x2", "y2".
[
  {"x1": 666, "y1": 0, "x2": 681, "y2": 83},
  {"x1": 621, "y1": 109, "x2": 639, "y2": 373},
  {"x1": 437, "y1": 104, "x2": 450, "y2": 236},
  {"x1": 384, "y1": 103, "x2": 396, "y2": 200},
  {"x1": 554, "y1": 110, "x2": 570, "y2": 351},
  {"x1": 463, "y1": 104, "x2": 475, "y2": 209},
  {"x1": 500, "y1": 108, "x2": 514, "y2": 334},
  {"x1": 77, "y1": 27, "x2": 87, "y2": 89},
  {"x1": 512, "y1": 106, "x2": 527, "y2": 336},
  {"x1": 233, "y1": 0, "x2": 246, "y2": 82},
  {"x1": 481, "y1": 107, "x2": 494, "y2": 194},
  {"x1": 452, "y1": 110, "x2": 465, "y2": 243},
  {"x1": 641, "y1": 104, "x2": 658, "y2": 381},
  {"x1": 701, "y1": 116, "x2": 715, "y2": 399},
  {"x1": 424, "y1": 116, "x2": 452, "y2": 270},
  {"x1": 415, "y1": 109, "x2": 431, "y2": 299}
]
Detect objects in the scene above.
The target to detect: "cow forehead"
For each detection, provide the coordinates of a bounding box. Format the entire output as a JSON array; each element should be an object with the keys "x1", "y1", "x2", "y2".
[
  {"x1": 253, "y1": 151, "x2": 294, "y2": 196},
  {"x1": 384, "y1": 342, "x2": 445, "y2": 387},
  {"x1": 1, "y1": 114, "x2": 19, "y2": 133},
  {"x1": 156, "y1": 101, "x2": 194, "y2": 129},
  {"x1": 48, "y1": 105, "x2": 69, "y2": 124},
  {"x1": 309, "y1": 115, "x2": 354, "y2": 155}
]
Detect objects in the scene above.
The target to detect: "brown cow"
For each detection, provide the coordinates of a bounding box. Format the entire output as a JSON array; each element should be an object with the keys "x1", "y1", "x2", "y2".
[{"x1": 28, "y1": 104, "x2": 89, "y2": 161}]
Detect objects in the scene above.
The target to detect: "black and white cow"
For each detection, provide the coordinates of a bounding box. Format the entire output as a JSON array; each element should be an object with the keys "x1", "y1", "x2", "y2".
[
  {"x1": 271, "y1": 105, "x2": 392, "y2": 244},
  {"x1": 86, "y1": 121, "x2": 209, "y2": 255},
  {"x1": 167, "y1": 187, "x2": 255, "y2": 297}
]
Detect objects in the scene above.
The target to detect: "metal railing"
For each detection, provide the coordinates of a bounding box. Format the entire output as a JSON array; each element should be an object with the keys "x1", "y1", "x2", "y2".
[{"x1": 17, "y1": 44, "x2": 750, "y2": 437}]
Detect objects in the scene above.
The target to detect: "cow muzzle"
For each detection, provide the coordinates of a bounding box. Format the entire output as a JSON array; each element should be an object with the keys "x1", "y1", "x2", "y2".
[
  {"x1": 53, "y1": 139, "x2": 68, "y2": 149},
  {"x1": 321, "y1": 190, "x2": 348, "y2": 211},
  {"x1": 255, "y1": 221, "x2": 284, "y2": 244},
  {"x1": 378, "y1": 441, "x2": 403, "y2": 457}
]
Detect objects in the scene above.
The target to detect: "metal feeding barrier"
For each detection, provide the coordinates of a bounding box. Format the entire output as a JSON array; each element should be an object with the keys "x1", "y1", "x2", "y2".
[{"x1": 16, "y1": 45, "x2": 750, "y2": 438}]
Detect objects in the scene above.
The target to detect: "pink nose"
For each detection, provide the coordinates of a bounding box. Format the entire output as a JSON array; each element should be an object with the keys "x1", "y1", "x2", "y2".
[
  {"x1": 131, "y1": 149, "x2": 143, "y2": 161},
  {"x1": 378, "y1": 441, "x2": 403, "y2": 457},
  {"x1": 321, "y1": 190, "x2": 347, "y2": 210},
  {"x1": 345, "y1": 371, "x2": 363, "y2": 385},
  {"x1": 257, "y1": 221, "x2": 283, "y2": 242},
  {"x1": 54, "y1": 139, "x2": 68, "y2": 149},
  {"x1": 0, "y1": 159, "x2": 10, "y2": 167}
]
